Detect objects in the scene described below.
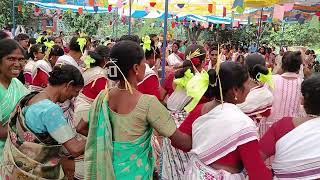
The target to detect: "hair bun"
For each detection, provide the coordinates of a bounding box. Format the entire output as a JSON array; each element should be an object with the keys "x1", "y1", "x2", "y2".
[
  {"x1": 105, "y1": 61, "x2": 121, "y2": 81},
  {"x1": 252, "y1": 64, "x2": 268, "y2": 77}
]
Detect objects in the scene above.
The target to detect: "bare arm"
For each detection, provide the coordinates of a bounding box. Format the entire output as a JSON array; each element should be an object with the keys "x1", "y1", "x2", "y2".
[
  {"x1": 0, "y1": 124, "x2": 8, "y2": 140},
  {"x1": 169, "y1": 129, "x2": 192, "y2": 152},
  {"x1": 76, "y1": 119, "x2": 89, "y2": 137},
  {"x1": 63, "y1": 137, "x2": 86, "y2": 158}
]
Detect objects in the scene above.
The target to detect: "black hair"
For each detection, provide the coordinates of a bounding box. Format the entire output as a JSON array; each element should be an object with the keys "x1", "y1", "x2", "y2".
[
  {"x1": 245, "y1": 54, "x2": 268, "y2": 80},
  {"x1": 48, "y1": 64, "x2": 84, "y2": 87},
  {"x1": 209, "y1": 44, "x2": 218, "y2": 52},
  {"x1": 172, "y1": 41, "x2": 180, "y2": 49},
  {"x1": 144, "y1": 38, "x2": 160, "y2": 60},
  {"x1": 88, "y1": 45, "x2": 110, "y2": 67},
  {"x1": 305, "y1": 50, "x2": 310, "y2": 55},
  {"x1": 49, "y1": 45, "x2": 64, "y2": 58},
  {"x1": 185, "y1": 44, "x2": 206, "y2": 68},
  {"x1": 14, "y1": 33, "x2": 29, "y2": 41},
  {"x1": 149, "y1": 34, "x2": 157, "y2": 39},
  {"x1": 69, "y1": 36, "x2": 86, "y2": 52},
  {"x1": 29, "y1": 38, "x2": 36, "y2": 45},
  {"x1": 175, "y1": 60, "x2": 195, "y2": 79},
  {"x1": 0, "y1": 39, "x2": 24, "y2": 61},
  {"x1": 107, "y1": 40, "x2": 144, "y2": 81},
  {"x1": 29, "y1": 44, "x2": 44, "y2": 60},
  {"x1": 0, "y1": 30, "x2": 9, "y2": 40},
  {"x1": 301, "y1": 73, "x2": 320, "y2": 115},
  {"x1": 119, "y1": 35, "x2": 140, "y2": 44},
  {"x1": 282, "y1": 51, "x2": 302, "y2": 73},
  {"x1": 204, "y1": 61, "x2": 249, "y2": 99}
]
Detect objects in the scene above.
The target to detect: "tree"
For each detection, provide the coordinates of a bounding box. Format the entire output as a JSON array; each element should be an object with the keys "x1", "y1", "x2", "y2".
[{"x1": 0, "y1": 1, "x2": 33, "y2": 29}]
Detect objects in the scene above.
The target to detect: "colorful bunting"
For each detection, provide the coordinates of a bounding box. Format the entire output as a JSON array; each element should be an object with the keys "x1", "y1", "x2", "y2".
[
  {"x1": 88, "y1": 0, "x2": 94, "y2": 6},
  {"x1": 108, "y1": 5, "x2": 112, "y2": 12},
  {"x1": 177, "y1": 4, "x2": 184, "y2": 8},
  {"x1": 78, "y1": 7, "x2": 83, "y2": 14},
  {"x1": 117, "y1": 0, "x2": 123, "y2": 8},
  {"x1": 235, "y1": 6, "x2": 244, "y2": 14},
  {"x1": 94, "y1": 6, "x2": 98, "y2": 12},
  {"x1": 232, "y1": 0, "x2": 243, "y2": 8},
  {"x1": 273, "y1": 5, "x2": 285, "y2": 21},
  {"x1": 208, "y1": 4, "x2": 213, "y2": 13},
  {"x1": 233, "y1": 20, "x2": 240, "y2": 28},
  {"x1": 284, "y1": 3, "x2": 294, "y2": 11},
  {"x1": 171, "y1": 22, "x2": 176, "y2": 28},
  {"x1": 223, "y1": 7, "x2": 226, "y2": 17},
  {"x1": 150, "y1": 2, "x2": 156, "y2": 7}
]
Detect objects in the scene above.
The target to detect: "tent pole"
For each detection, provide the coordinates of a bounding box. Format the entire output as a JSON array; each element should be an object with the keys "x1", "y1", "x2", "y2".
[
  {"x1": 128, "y1": 0, "x2": 132, "y2": 35},
  {"x1": 257, "y1": 8, "x2": 263, "y2": 48},
  {"x1": 12, "y1": 0, "x2": 16, "y2": 36},
  {"x1": 161, "y1": 0, "x2": 169, "y2": 84}
]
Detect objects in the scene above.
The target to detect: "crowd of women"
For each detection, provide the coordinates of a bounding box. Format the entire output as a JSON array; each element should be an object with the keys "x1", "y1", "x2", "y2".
[{"x1": 0, "y1": 29, "x2": 320, "y2": 180}]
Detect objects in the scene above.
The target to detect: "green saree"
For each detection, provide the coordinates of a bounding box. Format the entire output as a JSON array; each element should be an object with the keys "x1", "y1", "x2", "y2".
[
  {"x1": 84, "y1": 91, "x2": 154, "y2": 180},
  {"x1": 0, "y1": 78, "x2": 29, "y2": 161}
]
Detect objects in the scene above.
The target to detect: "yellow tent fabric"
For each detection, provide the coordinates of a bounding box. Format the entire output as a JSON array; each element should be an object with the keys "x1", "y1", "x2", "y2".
[{"x1": 122, "y1": 0, "x2": 294, "y2": 16}]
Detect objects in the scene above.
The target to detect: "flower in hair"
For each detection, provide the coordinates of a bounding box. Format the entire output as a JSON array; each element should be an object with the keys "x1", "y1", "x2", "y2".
[
  {"x1": 36, "y1": 35, "x2": 43, "y2": 44},
  {"x1": 141, "y1": 35, "x2": 151, "y2": 52},
  {"x1": 191, "y1": 58, "x2": 201, "y2": 66},
  {"x1": 186, "y1": 48, "x2": 205, "y2": 61},
  {"x1": 77, "y1": 37, "x2": 87, "y2": 54},
  {"x1": 256, "y1": 68, "x2": 274, "y2": 89},
  {"x1": 84, "y1": 55, "x2": 96, "y2": 69},
  {"x1": 184, "y1": 70, "x2": 209, "y2": 112},
  {"x1": 44, "y1": 40, "x2": 55, "y2": 61},
  {"x1": 174, "y1": 69, "x2": 194, "y2": 90}
]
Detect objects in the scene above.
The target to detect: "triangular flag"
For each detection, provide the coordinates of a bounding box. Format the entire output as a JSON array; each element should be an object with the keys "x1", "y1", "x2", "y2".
[
  {"x1": 94, "y1": 6, "x2": 99, "y2": 12},
  {"x1": 284, "y1": 4, "x2": 294, "y2": 12},
  {"x1": 177, "y1": 4, "x2": 184, "y2": 8},
  {"x1": 208, "y1": 4, "x2": 213, "y2": 13},
  {"x1": 78, "y1": 7, "x2": 83, "y2": 14},
  {"x1": 150, "y1": 2, "x2": 156, "y2": 7},
  {"x1": 273, "y1": 5, "x2": 285, "y2": 21},
  {"x1": 232, "y1": 0, "x2": 243, "y2": 9},
  {"x1": 108, "y1": 5, "x2": 112, "y2": 12},
  {"x1": 235, "y1": 6, "x2": 244, "y2": 14},
  {"x1": 117, "y1": 0, "x2": 123, "y2": 8},
  {"x1": 88, "y1": 0, "x2": 94, "y2": 6},
  {"x1": 234, "y1": 21, "x2": 240, "y2": 28}
]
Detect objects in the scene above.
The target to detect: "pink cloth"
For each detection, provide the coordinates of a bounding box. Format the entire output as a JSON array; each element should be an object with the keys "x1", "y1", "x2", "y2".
[{"x1": 266, "y1": 74, "x2": 303, "y2": 131}]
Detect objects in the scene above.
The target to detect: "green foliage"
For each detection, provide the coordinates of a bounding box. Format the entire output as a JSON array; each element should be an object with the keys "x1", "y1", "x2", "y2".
[
  {"x1": 0, "y1": 1, "x2": 33, "y2": 28},
  {"x1": 261, "y1": 22, "x2": 320, "y2": 50}
]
